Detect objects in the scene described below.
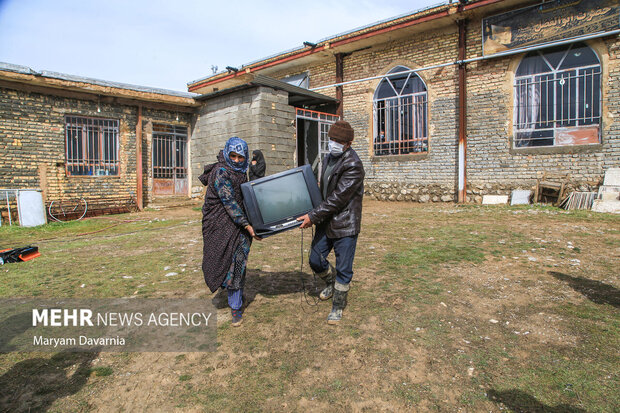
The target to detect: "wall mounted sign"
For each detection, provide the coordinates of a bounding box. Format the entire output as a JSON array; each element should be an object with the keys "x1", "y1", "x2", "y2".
[{"x1": 482, "y1": 0, "x2": 620, "y2": 56}]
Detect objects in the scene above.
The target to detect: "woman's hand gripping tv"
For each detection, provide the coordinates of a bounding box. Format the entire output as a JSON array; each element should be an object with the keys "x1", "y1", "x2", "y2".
[{"x1": 245, "y1": 224, "x2": 262, "y2": 240}]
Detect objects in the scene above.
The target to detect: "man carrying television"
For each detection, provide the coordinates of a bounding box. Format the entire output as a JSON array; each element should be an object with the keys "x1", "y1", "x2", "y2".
[{"x1": 297, "y1": 120, "x2": 365, "y2": 325}]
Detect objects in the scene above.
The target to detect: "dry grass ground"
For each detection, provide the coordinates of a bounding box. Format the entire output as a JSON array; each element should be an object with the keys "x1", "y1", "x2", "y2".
[{"x1": 0, "y1": 200, "x2": 618, "y2": 412}]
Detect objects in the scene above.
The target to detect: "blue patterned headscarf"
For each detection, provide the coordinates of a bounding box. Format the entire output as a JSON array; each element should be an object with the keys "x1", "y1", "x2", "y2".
[{"x1": 224, "y1": 136, "x2": 249, "y2": 173}]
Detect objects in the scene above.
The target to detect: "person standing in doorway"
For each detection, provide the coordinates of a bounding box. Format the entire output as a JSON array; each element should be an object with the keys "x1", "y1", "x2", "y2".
[
  {"x1": 297, "y1": 120, "x2": 365, "y2": 324},
  {"x1": 248, "y1": 149, "x2": 266, "y2": 181}
]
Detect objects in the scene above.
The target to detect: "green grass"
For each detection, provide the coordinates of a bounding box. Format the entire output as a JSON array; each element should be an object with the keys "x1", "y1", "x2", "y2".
[
  {"x1": 91, "y1": 367, "x2": 113, "y2": 377},
  {"x1": 0, "y1": 202, "x2": 618, "y2": 412}
]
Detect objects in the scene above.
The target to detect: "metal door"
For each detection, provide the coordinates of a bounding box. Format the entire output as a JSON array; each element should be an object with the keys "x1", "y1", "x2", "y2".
[
  {"x1": 152, "y1": 125, "x2": 188, "y2": 195},
  {"x1": 295, "y1": 108, "x2": 338, "y2": 182}
]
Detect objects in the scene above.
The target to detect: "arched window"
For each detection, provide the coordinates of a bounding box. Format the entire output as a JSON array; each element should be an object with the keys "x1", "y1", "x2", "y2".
[
  {"x1": 514, "y1": 42, "x2": 601, "y2": 147},
  {"x1": 373, "y1": 66, "x2": 428, "y2": 155}
]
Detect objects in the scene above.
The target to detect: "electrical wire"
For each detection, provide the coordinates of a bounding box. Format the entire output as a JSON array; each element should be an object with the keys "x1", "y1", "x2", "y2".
[{"x1": 299, "y1": 226, "x2": 320, "y2": 311}]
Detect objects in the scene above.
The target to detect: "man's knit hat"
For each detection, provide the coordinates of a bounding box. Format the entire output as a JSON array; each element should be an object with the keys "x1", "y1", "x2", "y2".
[{"x1": 327, "y1": 120, "x2": 354, "y2": 142}]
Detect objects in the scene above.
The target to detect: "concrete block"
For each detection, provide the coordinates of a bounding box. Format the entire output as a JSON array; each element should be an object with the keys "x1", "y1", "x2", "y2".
[
  {"x1": 603, "y1": 168, "x2": 620, "y2": 186},
  {"x1": 510, "y1": 190, "x2": 532, "y2": 205},
  {"x1": 482, "y1": 195, "x2": 508, "y2": 205},
  {"x1": 592, "y1": 199, "x2": 620, "y2": 214},
  {"x1": 600, "y1": 192, "x2": 619, "y2": 201}
]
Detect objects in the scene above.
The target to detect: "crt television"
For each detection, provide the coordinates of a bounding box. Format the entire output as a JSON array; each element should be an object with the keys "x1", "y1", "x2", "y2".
[{"x1": 241, "y1": 164, "x2": 322, "y2": 238}]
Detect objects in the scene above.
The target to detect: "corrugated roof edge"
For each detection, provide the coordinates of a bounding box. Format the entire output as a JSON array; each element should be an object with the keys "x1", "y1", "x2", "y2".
[
  {"x1": 40, "y1": 70, "x2": 199, "y2": 98},
  {"x1": 0, "y1": 62, "x2": 198, "y2": 99},
  {"x1": 187, "y1": 0, "x2": 450, "y2": 87},
  {"x1": 0, "y1": 62, "x2": 39, "y2": 75}
]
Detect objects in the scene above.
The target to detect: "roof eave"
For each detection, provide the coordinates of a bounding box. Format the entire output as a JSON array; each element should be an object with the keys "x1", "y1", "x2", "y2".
[
  {"x1": 187, "y1": 0, "x2": 510, "y2": 93},
  {"x1": 0, "y1": 69, "x2": 200, "y2": 107}
]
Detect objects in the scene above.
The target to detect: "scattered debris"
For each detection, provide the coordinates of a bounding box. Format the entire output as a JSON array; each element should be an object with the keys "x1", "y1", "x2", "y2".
[
  {"x1": 0, "y1": 246, "x2": 41, "y2": 265},
  {"x1": 482, "y1": 195, "x2": 508, "y2": 205},
  {"x1": 560, "y1": 191, "x2": 597, "y2": 210},
  {"x1": 510, "y1": 190, "x2": 532, "y2": 205}
]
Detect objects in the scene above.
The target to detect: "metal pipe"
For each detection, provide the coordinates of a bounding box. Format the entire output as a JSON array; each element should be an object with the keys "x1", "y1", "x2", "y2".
[
  {"x1": 136, "y1": 105, "x2": 143, "y2": 210},
  {"x1": 6, "y1": 190, "x2": 11, "y2": 226},
  {"x1": 457, "y1": 19, "x2": 467, "y2": 204},
  {"x1": 460, "y1": 29, "x2": 620, "y2": 65},
  {"x1": 335, "y1": 53, "x2": 345, "y2": 118},
  {"x1": 311, "y1": 61, "x2": 455, "y2": 91},
  {"x1": 310, "y1": 29, "x2": 620, "y2": 92}
]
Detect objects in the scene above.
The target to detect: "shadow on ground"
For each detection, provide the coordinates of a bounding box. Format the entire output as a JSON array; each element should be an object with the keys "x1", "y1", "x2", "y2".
[
  {"x1": 550, "y1": 271, "x2": 620, "y2": 308},
  {"x1": 0, "y1": 312, "x2": 33, "y2": 352},
  {"x1": 211, "y1": 269, "x2": 323, "y2": 309},
  {"x1": 0, "y1": 350, "x2": 98, "y2": 412},
  {"x1": 487, "y1": 389, "x2": 586, "y2": 412}
]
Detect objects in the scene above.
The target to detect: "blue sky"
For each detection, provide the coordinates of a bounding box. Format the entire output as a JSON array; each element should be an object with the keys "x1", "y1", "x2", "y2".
[{"x1": 0, "y1": 0, "x2": 443, "y2": 92}]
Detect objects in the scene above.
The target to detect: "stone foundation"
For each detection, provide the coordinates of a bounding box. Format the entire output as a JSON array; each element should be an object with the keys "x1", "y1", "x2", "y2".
[{"x1": 364, "y1": 181, "x2": 600, "y2": 203}]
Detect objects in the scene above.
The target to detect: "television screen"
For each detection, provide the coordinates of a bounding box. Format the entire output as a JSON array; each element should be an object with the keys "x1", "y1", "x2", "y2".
[
  {"x1": 241, "y1": 164, "x2": 322, "y2": 237},
  {"x1": 253, "y1": 171, "x2": 314, "y2": 225}
]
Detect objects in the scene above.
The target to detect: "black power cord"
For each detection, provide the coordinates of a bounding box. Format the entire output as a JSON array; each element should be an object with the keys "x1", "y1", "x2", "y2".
[{"x1": 299, "y1": 227, "x2": 320, "y2": 311}]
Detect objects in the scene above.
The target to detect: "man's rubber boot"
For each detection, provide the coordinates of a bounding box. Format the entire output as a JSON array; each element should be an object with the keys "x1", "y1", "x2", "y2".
[
  {"x1": 314, "y1": 263, "x2": 336, "y2": 301},
  {"x1": 327, "y1": 282, "x2": 349, "y2": 325}
]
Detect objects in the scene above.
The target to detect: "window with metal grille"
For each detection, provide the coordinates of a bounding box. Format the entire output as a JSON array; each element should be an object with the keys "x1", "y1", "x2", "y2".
[
  {"x1": 514, "y1": 42, "x2": 601, "y2": 148},
  {"x1": 152, "y1": 124, "x2": 188, "y2": 179},
  {"x1": 65, "y1": 116, "x2": 119, "y2": 176},
  {"x1": 373, "y1": 66, "x2": 428, "y2": 156}
]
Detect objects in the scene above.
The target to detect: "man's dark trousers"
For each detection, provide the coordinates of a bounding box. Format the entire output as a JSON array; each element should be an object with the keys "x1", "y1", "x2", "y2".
[{"x1": 309, "y1": 224, "x2": 358, "y2": 285}]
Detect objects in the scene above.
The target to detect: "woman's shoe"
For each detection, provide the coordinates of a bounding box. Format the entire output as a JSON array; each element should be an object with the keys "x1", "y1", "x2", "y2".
[{"x1": 231, "y1": 308, "x2": 243, "y2": 326}]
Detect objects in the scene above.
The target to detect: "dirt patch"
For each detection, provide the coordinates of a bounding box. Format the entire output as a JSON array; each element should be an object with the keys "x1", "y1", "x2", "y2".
[{"x1": 0, "y1": 201, "x2": 618, "y2": 412}]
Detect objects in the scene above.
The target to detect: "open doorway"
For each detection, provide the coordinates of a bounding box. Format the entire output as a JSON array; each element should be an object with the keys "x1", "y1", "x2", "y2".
[{"x1": 296, "y1": 108, "x2": 338, "y2": 181}]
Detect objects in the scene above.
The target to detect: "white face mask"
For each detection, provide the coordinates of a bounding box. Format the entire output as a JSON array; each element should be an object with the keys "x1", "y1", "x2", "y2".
[{"x1": 328, "y1": 140, "x2": 345, "y2": 156}]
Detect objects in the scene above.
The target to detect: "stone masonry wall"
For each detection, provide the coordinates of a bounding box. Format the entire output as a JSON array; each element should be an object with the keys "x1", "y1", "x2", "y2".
[
  {"x1": 190, "y1": 86, "x2": 296, "y2": 197},
  {"x1": 0, "y1": 85, "x2": 191, "y2": 207},
  {"x1": 266, "y1": 13, "x2": 620, "y2": 203}
]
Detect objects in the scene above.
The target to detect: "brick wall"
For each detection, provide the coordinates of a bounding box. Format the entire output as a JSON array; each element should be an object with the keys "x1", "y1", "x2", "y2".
[
  {"x1": 190, "y1": 86, "x2": 296, "y2": 197},
  {"x1": 0, "y1": 85, "x2": 192, "y2": 206},
  {"x1": 263, "y1": 17, "x2": 620, "y2": 202}
]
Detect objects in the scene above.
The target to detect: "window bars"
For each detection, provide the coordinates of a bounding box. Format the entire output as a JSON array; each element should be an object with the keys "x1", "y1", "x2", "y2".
[
  {"x1": 373, "y1": 94, "x2": 428, "y2": 155},
  {"x1": 152, "y1": 124, "x2": 188, "y2": 180},
  {"x1": 65, "y1": 116, "x2": 119, "y2": 176},
  {"x1": 513, "y1": 43, "x2": 601, "y2": 147},
  {"x1": 373, "y1": 66, "x2": 428, "y2": 156},
  {"x1": 295, "y1": 107, "x2": 339, "y2": 159}
]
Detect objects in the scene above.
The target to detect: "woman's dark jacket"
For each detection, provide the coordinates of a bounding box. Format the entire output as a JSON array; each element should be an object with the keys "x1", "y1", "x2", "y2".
[
  {"x1": 199, "y1": 151, "x2": 249, "y2": 293},
  {"x1": 248, "y1": 150, "x2": 266, "y2": 181},
  {"x1": 308, "y1": 147, "x2": 365, "y2": 238}
]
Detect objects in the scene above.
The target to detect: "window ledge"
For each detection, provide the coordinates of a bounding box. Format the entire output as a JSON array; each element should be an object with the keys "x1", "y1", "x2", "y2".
[
  {"x1": 510, "y1": 143, "x2": 602, "y2": 155},
  {"x1": 370, "y1": 153, "x2": 428, "y2": 162},
  {"x1": 66, "y1": 175, "x2": 122, "y2": 179}
]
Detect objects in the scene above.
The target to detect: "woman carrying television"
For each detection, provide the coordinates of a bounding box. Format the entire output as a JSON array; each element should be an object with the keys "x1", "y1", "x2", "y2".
[{"x1": 199, "y1": 136, "x2": 260, "y2": 327}]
